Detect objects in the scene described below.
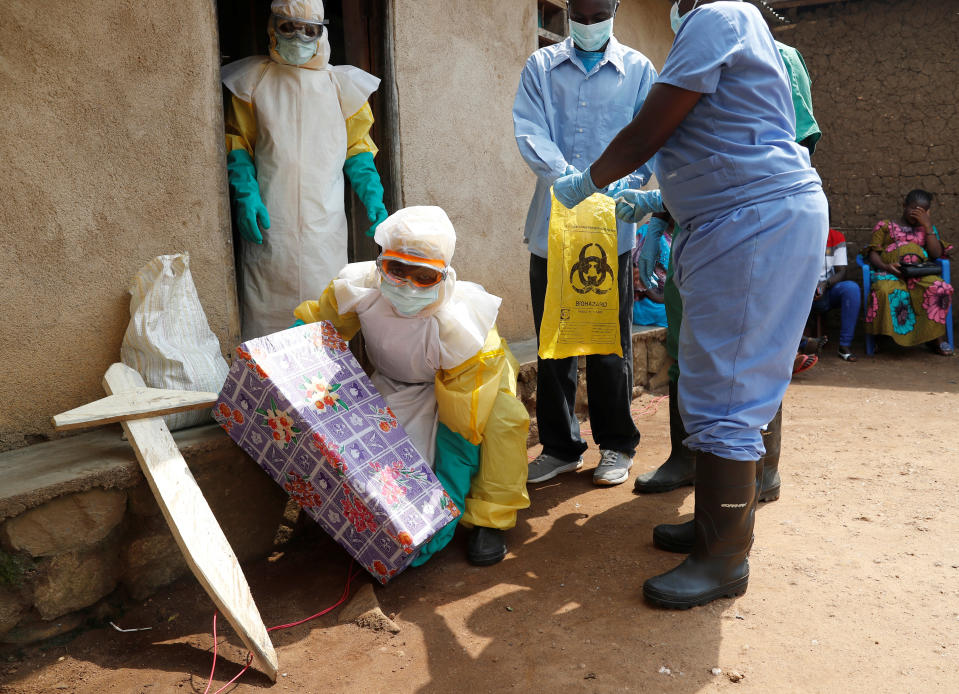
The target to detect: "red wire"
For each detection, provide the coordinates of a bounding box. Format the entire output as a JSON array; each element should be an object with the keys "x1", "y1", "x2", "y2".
[
  {"x1": 203, "y1": 561, "x2": 360, "y2": 694},
  {"x1": 202, "y1": 613, "x2": 218, "y2": 694}
]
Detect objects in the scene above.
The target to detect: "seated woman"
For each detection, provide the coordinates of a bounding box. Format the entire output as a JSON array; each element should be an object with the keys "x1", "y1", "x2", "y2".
[
  {"x1": 632, "y1": 213, "x2": 672, "y2": 327},
  {"x1": 864, "y1": 189, "x2": 953, "y2": 355}
]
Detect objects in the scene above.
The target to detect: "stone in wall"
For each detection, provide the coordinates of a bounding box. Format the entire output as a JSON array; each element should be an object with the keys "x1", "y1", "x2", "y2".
[
  {"x1": 125, "y1": 482, "x2": 162, "y2": 518},
  {"x1": 32, "y1": 543, "x2": 120, "y2": 620},
  {"x1": 646, "y1": 339, "x2": 672, "y2": 392},
  {"x1": 0, "y1": 586, "x2": 29, "y2": 636},
  {"x1": 0, "y1": 489, "x2": 126, "y2": 558},
  {"x1": 633, "y1": 339, "x2": 649, "y2": 389},
  {"x1": 646, "y1": 339, "x2": 669, "y2": 375},
  {"x1": 1, "y1": 610, "x2": 85, "y2": 645},
  {"x1": 120, "y1": 522, "x2": 188, "y2": 602}
]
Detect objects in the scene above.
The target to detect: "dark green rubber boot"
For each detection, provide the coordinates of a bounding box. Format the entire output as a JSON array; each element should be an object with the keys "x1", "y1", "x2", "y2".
[{"x1": 634, "y1": 380, "x2": 695, "y2": 494}]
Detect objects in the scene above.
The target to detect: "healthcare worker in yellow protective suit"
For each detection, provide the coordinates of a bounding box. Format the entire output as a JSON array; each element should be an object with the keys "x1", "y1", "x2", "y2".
[
  {"x1": 294, "y1": 206, "x2": 531, "y2": 566},
  {"x1": 223, "y1": 0, "x2": 388, "y2": 340}
]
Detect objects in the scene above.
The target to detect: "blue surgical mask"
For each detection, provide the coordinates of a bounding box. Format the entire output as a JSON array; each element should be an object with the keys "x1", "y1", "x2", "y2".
[
  {"x1": 275, "y1": 36, "x2": 317, "y2": 65},
  {"x1": 569, "y1": 17, "x2": 614, "y2": 52},
  {"x1": 380, "y1": 282, "x2": 440, "y2": 316},
  {"x1": 669, "y1": 3, "x2": 683, "y2": 34},
  {"x1": 670, "y1": 1, "x2": 701, "y2": 35}
]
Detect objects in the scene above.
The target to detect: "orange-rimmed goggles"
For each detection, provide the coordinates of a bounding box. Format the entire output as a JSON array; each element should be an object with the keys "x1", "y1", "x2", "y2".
[{"x1": 376, "y1": 250, "x2": 448, "y2": 289}]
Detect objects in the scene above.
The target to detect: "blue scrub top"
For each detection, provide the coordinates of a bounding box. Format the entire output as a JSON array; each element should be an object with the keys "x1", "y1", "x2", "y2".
[
  {"x1": 513, "y1": 37, "x2": 658, "y2": 258},
  {"x1": 655, "y1": 1, "x2": 821, "y2": 231}
]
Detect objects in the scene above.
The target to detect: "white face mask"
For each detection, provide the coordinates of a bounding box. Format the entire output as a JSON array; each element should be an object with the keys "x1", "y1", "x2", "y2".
[
  {"x1": 569, "y1": 17, "x2": 614, "y2": 52},
  {"x1": 380, "y1": 282, "x2": 440, "y2": 316},
  {"x1": 275, "y1": 35, "x2": 317, "y2": 65}
]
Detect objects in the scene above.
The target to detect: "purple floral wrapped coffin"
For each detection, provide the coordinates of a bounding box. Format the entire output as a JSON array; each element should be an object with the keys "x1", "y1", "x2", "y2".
[{"x1": 213, "y1": 321, "x2": 459, "y2": 583}]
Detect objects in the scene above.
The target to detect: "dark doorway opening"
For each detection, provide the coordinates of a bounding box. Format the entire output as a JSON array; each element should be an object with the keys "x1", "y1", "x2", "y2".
[{"x1": 216, "y1": 0, "x2": 395, "y2": 266}]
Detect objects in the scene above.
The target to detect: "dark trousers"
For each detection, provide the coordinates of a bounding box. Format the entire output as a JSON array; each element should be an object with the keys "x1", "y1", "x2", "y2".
[{"x1": 530, "y1": 252, "x2": 640, "y2": 462}]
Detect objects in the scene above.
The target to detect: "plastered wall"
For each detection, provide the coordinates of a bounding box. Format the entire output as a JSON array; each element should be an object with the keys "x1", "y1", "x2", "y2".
[
  {"x1": 0, "y1": 1, "x2": 239, "y2": 452},
  {"x1": 775, "y1": 0, "x2": 959, "y2": 247},
  {"x1": 391, "y1": 0, "x2": 674, "y2": 341}
]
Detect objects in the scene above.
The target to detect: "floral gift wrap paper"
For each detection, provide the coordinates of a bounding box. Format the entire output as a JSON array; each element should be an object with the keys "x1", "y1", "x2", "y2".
[{"x1": 213, "y1": 321, "x2": 459, "y2": 583}]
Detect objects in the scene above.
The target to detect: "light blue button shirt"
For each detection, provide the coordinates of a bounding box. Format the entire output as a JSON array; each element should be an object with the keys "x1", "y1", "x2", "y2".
[
  {"x1": 513, "y1": 37, "x2": 658, "y2": 259},
  {"x1": 654, "y1": 1, "x2": 821, "y2": 232}
]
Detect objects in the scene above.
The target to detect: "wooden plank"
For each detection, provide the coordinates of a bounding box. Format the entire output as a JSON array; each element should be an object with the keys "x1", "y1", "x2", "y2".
[
  {"x1": 102, "y1": 364, "x2": 278, "y2": 681},
  {"x1": 52, "y1": 388, "x2": 218, "y2": 431}
]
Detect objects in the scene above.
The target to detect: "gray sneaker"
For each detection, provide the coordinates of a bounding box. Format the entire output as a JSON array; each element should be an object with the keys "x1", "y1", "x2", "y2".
[
  {"x1": 527, "y1": 453, "x2": 584, "y2": 483},
  {"x1": 593, "y1": 449, "x2": 633, "y2": 486}
]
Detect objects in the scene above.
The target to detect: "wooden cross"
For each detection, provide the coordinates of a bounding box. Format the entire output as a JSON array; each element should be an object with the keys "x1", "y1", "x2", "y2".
[{"x1": 52, "y1": 363, "x2": 278, "y2": 681}]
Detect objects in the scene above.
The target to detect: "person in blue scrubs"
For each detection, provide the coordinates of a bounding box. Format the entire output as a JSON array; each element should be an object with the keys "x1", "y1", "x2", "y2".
[
  {"x1": 632, "y1": 216, "x2": 671, "y2": 327},
  {"x1": 552, "y1": 0, "x2": 828, "y2": 609},
  {"x1": 513, "y1": 0, "x2": 659, "y2": 488}
]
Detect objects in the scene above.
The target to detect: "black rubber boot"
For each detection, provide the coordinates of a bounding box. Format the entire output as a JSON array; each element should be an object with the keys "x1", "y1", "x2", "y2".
[
  {"x1": 653, "y1": 449, "x2": 765, "y2": 553},
  {"x1": 652, "y1": 517, "x2": 694, "y2": 553},
  {"x1": 467, "y1": 526, "x2": 507, "y2": 566},
  {"x1": 643, "y1": 454, "x2": 760, "y2": 609},
  {"x1": 758, "y1": 405, "x2": 782, "y2": 502},
  {"x1": 633, "y1": 380, "x2": 695, "y2": 494}
]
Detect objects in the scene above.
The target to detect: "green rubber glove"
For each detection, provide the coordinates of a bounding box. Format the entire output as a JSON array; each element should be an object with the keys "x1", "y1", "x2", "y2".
[
  {"x1": 410, "y1": 423, "x2": 480, "y2": 567},
  {"x1": 289, "y1": 319, "x2": 306, "y2": 329},
  {"x1": 343, "y1": 151, "x2": 388, "y2": 237},
  {"x1": 226, "y1": 149, "x2": 270, "y2": 244}
]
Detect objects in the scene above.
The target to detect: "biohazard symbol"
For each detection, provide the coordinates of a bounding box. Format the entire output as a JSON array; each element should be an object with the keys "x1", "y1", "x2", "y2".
[{"x1": 569, "y1": 243, "x2": 614, "y2": 294}]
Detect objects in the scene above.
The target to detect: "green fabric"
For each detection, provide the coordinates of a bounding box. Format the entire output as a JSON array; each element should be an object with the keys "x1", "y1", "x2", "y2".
[
  {"x1": 410, "y1": 423, "x2": 480, "y2": 567},
  {"x1": 343, "y1": 151, "x2": 389, "y2": 237},
  {"x1": 290, "y1": 319, "x2": 306, "y2": 329},
  {"x1": 776, "y1": 41, "x2": 821, "y2": 154},
  {"x1": 664, "y1": 226, "x2": 684, "y2": 384},
  {"x1": 226, "y1": 149, "x2": 270, "y2": 244}
]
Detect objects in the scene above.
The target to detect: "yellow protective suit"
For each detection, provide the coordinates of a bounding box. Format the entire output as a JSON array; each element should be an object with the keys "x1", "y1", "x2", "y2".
[{"x1": 294, "y1": 273, "x2": 531, "y2": 531}]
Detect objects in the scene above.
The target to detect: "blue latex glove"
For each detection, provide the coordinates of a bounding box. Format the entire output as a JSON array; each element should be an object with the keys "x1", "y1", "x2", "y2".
[
  {"x1": 605, "y1": 178, "x2": 635, "y2": 198},
  {"x1": 343, "y1": 152, "x2": 389, "y2": 237},
  {"x1": 410, "y1": 423, "x2": 480, "y2": 567},
  {"x1": 552, "y1": 166, "x2": 601, "y2": 209},
  {"x1": 289, "y1": 318, "x2": 306, "y2": 329},
  {"x1": 637, "y1": 216, "x2": 669, "y2": 289},
  {"x1": 226, "y1": 149, "x2": 270, "y2": 244},
  {"x1": 615, "y1": 189, "x2": 664, "y2": 223}
]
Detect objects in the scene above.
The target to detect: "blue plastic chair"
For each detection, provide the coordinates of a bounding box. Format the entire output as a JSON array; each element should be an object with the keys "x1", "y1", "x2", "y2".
[{"x1": 855, "y1": 254, "x2": 953, "y2": 355}]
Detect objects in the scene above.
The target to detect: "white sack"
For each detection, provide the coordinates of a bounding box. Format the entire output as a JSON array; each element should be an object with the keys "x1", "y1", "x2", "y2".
[{"x1": 121, "y1": 253, "x2": 229, "y2": 430}]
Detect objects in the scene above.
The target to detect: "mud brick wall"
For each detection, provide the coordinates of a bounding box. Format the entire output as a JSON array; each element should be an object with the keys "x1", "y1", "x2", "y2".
[{"x1": 776, "y1": 0, "x2": 959, "y2": 252}]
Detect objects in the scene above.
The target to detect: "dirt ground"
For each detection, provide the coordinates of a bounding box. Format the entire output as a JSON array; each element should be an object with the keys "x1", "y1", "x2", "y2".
[{"x1": 1, "y1": 345, "x2": 958, "y2": 693}]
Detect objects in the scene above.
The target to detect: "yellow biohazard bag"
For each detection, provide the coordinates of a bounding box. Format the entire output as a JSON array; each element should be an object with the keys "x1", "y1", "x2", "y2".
[{"x1": 538, "y1": 192, "x2": 621, "y2": 360}]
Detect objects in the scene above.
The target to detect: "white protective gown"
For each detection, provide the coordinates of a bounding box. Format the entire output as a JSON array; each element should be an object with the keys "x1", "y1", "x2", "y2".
[
  {"x1": 329, "y1": 262, "x2": 502, "y2": 467},
  {"x1": 222, "y1": 55, "x2": 379, "y2": 339}
]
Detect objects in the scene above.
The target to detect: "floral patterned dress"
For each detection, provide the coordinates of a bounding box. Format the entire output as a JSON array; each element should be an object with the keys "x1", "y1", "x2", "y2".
[{"x1": 864, "y1": 220, "x2": 953, "y2": 346}]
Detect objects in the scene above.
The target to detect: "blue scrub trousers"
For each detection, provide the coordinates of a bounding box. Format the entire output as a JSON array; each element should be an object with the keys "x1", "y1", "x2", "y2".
[
  {"x1": 811, "y1": 280, "x2": 861, "y2": 346},
  {"x1": 672, "y1": 191, "x2": 828, "y2": 461}
]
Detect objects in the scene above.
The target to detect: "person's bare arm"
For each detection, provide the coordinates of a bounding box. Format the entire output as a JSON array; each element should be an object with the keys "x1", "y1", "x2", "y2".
[
  {"x1": 828, "y1": 265, "x2": 847, "y2": 287},
  {"x1": 589, "y1": 83, "x2": 703, "y2": 188},
  {"x1": 869, "y1": 250, "x2": 901, "y2": 278}
]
